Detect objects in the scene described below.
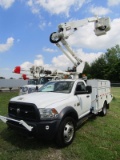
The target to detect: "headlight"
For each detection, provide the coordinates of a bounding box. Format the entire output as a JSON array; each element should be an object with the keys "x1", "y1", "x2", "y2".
[
  {"x1": 22, "y1": 87, "x2": 28, "y2": 92},
  {"x1": 39, "y1": 108, "x2": 58, "y2": 120}
]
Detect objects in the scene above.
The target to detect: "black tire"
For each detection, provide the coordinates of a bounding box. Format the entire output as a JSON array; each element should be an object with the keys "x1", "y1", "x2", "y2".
[
  {"x1": 56, "y1": 117, "x2": 76, "y2": 147},
  {"x1": 100, "y1": 102, "x2": 107, "y2": 116},
  {"x1": 49, "y1": 32, "x2": 61, "y2": 43}
]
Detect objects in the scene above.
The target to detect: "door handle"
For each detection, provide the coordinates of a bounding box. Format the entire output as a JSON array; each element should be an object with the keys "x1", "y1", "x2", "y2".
[{"x1": 86, "y1": 95, "x2": 90, "y2": 98}]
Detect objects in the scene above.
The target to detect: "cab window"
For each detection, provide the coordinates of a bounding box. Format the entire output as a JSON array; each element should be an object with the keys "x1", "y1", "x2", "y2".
[{"x1": 76, "y1": 82, "x2": 86, "y2": 92}]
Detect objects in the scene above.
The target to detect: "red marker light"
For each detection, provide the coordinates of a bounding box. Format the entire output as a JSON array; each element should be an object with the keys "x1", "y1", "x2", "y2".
[
  {"x1": 13, "y1": 66, "x2": 21, "y2": 74},
  {"x1": 22, "y1": 74, "x2": 29, "y2": 80}
]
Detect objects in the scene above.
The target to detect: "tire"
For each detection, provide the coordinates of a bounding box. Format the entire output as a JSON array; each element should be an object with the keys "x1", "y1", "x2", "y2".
[
  {"x1": 56, "y1": 117, "x2": 76, "y2": 147},
  {"x1": 100, "y1": 102, "x2": 107, "y2": 116}
]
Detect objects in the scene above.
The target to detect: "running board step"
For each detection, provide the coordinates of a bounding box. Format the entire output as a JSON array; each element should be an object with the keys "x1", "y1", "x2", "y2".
[{"x1": 76, "y1": 113, "x2": 93, "y2": 130}]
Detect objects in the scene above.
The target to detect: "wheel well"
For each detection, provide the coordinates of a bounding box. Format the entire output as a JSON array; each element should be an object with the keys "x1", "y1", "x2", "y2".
[
  {"x1": 58, "y1": 106, "x2": 78, "y2": 126},
  {"x1": 65, "y1": 112, "x2": 78, "y2": 122},
  {"x1": 104, "y1": 100, "x2": 109, "y2": 109}
]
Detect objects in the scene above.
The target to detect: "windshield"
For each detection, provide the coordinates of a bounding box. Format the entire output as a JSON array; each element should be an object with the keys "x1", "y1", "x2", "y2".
[
  {"x1": 28, "y1": 79, "x2": 38, "y2": 85},
  {"x1": 39, "y1": 81, "x2": 74, "y2": 93},
  {"x1": 38, "y1": 77, "x2": 53, "y2": 84}
]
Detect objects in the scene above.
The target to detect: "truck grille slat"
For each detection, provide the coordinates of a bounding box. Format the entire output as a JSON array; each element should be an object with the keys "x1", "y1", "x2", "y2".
[{"x1": 8, "y1": 102, "x2": 40, "y2": 122}]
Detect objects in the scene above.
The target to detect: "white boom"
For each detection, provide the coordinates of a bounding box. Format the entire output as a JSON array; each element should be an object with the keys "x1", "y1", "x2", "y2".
[
  {"x1": 13, "y1": 65, "x2": 52, "y2": 79},
  {"x1": 50, "y1": 16, "x2": 111, "y2": 74},
  {"x1": 13, "y1": 65, "x2": 73, "y2": 80}
]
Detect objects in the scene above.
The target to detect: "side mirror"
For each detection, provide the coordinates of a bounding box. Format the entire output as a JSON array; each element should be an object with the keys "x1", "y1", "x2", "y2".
[
  {"x1": 36, "y1": 86, "x2": 38, "y2": 91},
  {"x1": 75, "y1": 85, "x2": 92, "y2": 95},
  {"x1": 86, "y1": 86, "x2": 92, "y2": 94}
]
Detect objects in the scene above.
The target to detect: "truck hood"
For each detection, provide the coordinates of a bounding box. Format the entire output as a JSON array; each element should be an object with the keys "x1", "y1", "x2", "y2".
[
  {"x1": 22, "y1": 84, "x2": 43, "y2": 89},
  {"x1": 10, "y1": 92, "x2": 70, "y2": 109},
  {"x1": 22, "y1": 85, "x2": 36, "y2": 88}
]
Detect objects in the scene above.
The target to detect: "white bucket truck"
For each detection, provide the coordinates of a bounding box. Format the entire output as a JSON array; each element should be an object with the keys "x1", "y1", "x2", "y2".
[
  {"x1": 0, "y1": 79, "x2": 112, "y2": 147},
  {"x1": 13, "y1": 66, "x2": 54, "y2": 95},
  {"x1": 0, "y1": 16, "x2": 112, "y2": 147}
]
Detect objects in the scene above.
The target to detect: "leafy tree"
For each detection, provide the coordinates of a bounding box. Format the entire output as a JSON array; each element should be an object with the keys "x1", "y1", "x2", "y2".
[
  {"x1": 88, "y1": 45, "x2": 120, "y2": 81},
  {"x1": 90, "y1": 55, "x2": 107, "y2": 79},
  {"x1": 83, "y1": 62, "x2": 91, "y2": 79},
  {"x1": 104, "y1": 45, "x2": 120, "y2": 81}
]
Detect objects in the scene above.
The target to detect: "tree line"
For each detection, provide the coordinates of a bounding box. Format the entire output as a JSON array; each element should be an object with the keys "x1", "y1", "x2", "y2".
[{"x1": 83, "y1": 44, "x2": 120, "y2": 82}]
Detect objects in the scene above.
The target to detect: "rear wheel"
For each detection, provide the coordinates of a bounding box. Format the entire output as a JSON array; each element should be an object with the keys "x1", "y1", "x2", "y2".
[
  {"x1": 56, "y1": 117, "x2": 76, "y2": 147},
  {"x1": 100, "y1": 102, "x2": 107, "y2": 116}
]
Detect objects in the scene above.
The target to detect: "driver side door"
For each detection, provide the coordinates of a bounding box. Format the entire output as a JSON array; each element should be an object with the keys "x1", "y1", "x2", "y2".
[{"x1": 75, "y1": 82, "x2": 91, "y2": 118}]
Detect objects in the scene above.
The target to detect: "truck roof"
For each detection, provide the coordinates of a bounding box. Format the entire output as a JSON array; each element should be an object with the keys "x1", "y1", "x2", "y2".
[{"x1": 50, "y1": 78, "x2": 84, "y2": 82}]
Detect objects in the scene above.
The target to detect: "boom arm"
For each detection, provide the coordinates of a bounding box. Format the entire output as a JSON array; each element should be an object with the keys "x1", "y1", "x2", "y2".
[
  {"x1": 13, "y1": 65, "x2": 52, "y2": 79},
  {"x1": 50, "y1": 16, "x2": 111, "y2": 73},
  {"x1": 13, "y1": 65, "x2": 71, "y2": 80}
]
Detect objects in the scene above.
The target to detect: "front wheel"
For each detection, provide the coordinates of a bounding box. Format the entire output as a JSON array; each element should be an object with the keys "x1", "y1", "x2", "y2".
[
  {"x1": 56, "y1": 117, "x2": 76, "y2": 147},
  {"x1": 100, "y1": 102, "x2": 107, "y2": 116}
]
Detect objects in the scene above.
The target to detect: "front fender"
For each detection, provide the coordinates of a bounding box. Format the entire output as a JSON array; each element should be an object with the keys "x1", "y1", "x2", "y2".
[{"x1": 58, "y1": 106, "x2": 78, "y2": 122}]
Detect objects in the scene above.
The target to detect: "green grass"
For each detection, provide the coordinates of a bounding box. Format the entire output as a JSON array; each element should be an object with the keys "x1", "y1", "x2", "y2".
[{"x1": 0, "y1": 88, "x2": 120, "y2": 160}]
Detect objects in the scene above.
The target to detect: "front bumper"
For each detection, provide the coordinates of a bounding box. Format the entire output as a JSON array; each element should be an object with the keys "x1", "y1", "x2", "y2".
[{"x1": 0, "y1": 116, "x2": 60, "y2": 139}]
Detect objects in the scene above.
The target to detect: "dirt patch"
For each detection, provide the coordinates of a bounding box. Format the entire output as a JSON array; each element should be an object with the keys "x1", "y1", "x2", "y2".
[{"x1": 43, "y1": 148, "x2": 64, "y2": 160}]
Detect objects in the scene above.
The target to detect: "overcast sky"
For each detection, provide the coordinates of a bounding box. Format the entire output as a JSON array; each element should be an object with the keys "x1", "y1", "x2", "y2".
[{"x1": 0, "y1": 0, "x2": 120, "y2": 78}]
